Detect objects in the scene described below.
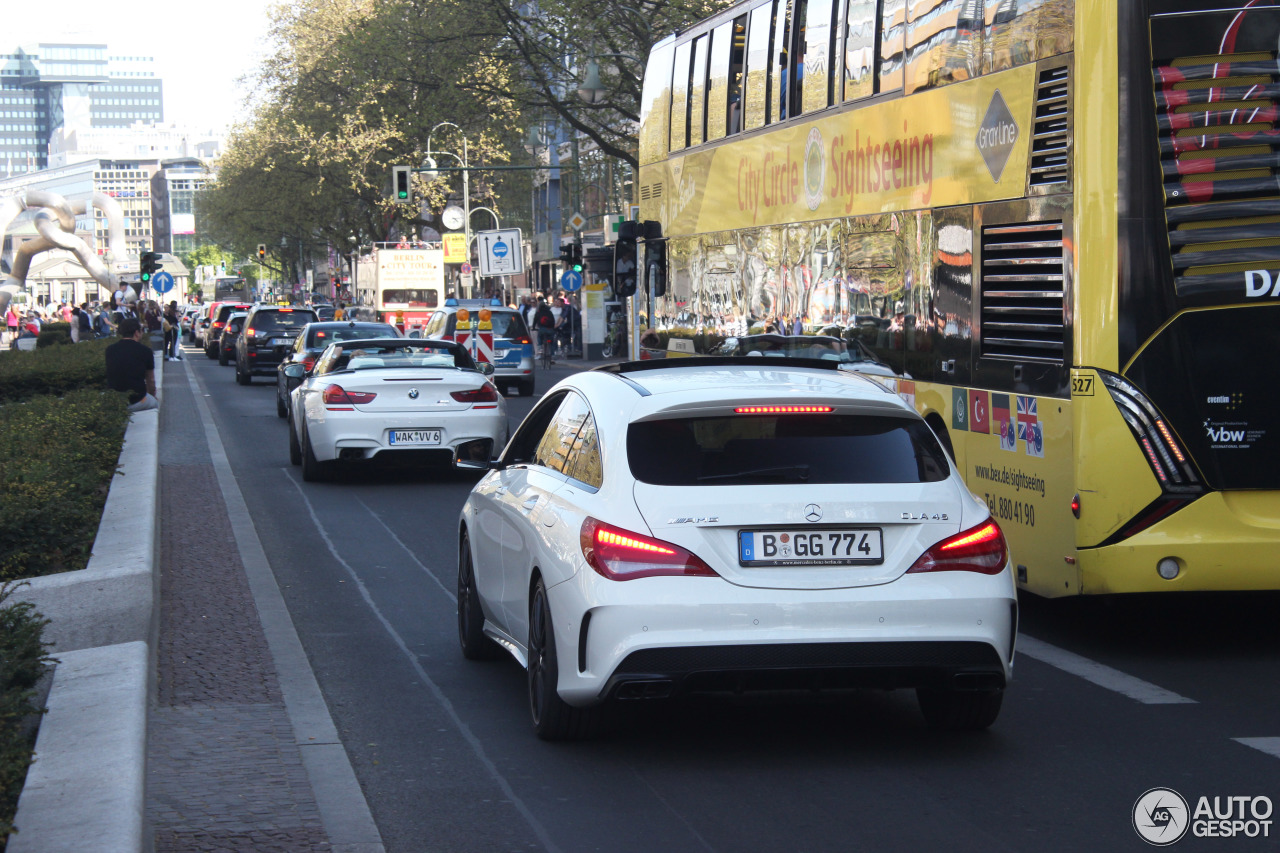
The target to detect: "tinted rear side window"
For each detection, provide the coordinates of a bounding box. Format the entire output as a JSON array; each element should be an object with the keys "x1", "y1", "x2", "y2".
[
  {"x1": 627, "y1": 414, "x2": 950, "y2": 485},
  {"x1": 489, "y1": 312, "x2": 529, "y2": 339}
]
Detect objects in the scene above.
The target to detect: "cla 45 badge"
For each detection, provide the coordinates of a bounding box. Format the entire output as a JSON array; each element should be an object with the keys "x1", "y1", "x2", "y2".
[{"x1": 902, "y1": 511, "x2": 949, "y2": 521}]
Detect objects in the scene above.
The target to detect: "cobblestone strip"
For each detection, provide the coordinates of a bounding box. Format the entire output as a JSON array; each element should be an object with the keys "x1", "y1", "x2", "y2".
[{"x1": 148, "y1": 361, "x2": 331, "y2": 852}]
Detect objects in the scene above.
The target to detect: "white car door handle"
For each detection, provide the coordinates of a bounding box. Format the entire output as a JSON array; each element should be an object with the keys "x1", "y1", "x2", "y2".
[
  {"x1": 495, "y1": 485, "x2": 508, "y2": 496},
  {"x1": 522, "y1": 497, "x2": 539, "y2": 510}
]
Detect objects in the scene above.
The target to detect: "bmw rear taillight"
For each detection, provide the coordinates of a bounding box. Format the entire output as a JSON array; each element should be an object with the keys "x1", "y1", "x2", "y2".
[
  {"x1": 580, "y1": 518, "x2": 719, "y2": 580},
  {"x1": 451, "y1": 384, "x2": 499, "y2": 403},
  {"x1": 323, "y1": 385, "x2": 376, "y2": 405},
  {"x1": 906, "y1": 520, "x2": 1008, "y2": 575}
]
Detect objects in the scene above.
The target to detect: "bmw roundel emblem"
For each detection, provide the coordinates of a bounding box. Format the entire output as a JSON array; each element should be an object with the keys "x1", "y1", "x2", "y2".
[
  {"x1": 408, "y1": 388, "x2": 419, "y2": 399},
  {"x1": 804, "y1": 504, "x2": 822, "y2": 522}
]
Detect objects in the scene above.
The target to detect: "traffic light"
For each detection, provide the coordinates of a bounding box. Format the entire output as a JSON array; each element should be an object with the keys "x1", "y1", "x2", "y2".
[
  {"x1": 140, "y1": 250, "x2": 161, "y2": 284},
  {"x1": 613, "y1": 221, "x2": 639, "y2": 298},
  {"x1": 584, "y1": 246, "x2": 613, "y2": 283},
  {"x1": 558, "y1": 240, "x2": 583, "y2": 272},
  {"x1": 645, "y1": 240, "x2": 667, "y2": 298},
  {"x1": 392, "y1": 165, "x2": 412, "y2": 201},
  {"x1": 256, "y1": 244, "x2": 266, "y2": 263}
]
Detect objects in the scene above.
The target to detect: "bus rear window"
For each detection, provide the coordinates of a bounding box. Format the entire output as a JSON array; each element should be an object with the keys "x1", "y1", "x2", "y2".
[
  {"x1": 381, "y1": 289, "x2": 439, "y2": 307},
  {"x1": 627, "y1": 414, "x2": 950, "y2": 485}
]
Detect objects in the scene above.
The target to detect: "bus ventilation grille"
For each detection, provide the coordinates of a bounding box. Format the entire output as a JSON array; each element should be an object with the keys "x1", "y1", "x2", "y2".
[
  {"x1": 1152, "y1": 48, "x2": 1280, "y2": 297},
  {"x1": 640, "y1": 183, "x2": 663, "y2": 201},
  {"x1": 980, "y1": 221, "x2": 1065, "y2": 364},
  {"x1": 1030, "y1": 66, "x2": 1070, "y2": 187}
]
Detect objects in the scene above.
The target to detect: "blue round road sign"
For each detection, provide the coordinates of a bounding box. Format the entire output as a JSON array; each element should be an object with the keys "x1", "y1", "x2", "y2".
[
  {"x1": 560, "y1": 269, "x2": 583, "y2": 291},
  {"x1": 492, "y1": 239, "x2": 508, "y2": 258},
  {"x1": 152, "y1": 271, "x2": 175, "y2": 294}
]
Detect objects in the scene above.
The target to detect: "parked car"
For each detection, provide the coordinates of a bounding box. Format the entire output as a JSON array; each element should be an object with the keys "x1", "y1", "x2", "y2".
[
  {"x1": 421, "y1": 298, "x2": 536, "y2": 396},
  {"x1": 205, "y1": 302, "x2": 253, "y2": 358},
  {"x1": 456, "y1": 357, "x2": 1015, "y2": 739},
  {"x1": 275, "y1": 321, "x2": 401, "y2": 417},
  {"x1": 233, "y1": 304, "x2": 319, "y2": 385},
  {"x1": 285, "y1": 338, "x2": 507, "y2": 481},
  {"x1": 218, "y1": 311, "x2": 248, "y2": 365}
]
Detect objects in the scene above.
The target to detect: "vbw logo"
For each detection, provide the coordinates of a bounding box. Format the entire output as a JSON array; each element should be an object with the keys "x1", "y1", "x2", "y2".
[
  {"x1": 1134, "y1": 787, "x2": 1190, "y2": 845},
  {"x1": 1207, "y1": 426, "x2": 1245, "y2": 442}
]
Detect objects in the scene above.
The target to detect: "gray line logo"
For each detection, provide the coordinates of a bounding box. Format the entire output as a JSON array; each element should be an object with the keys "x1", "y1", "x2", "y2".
[{"x1": 977, "y1": 90, "x2": 1019, "y2": 182}]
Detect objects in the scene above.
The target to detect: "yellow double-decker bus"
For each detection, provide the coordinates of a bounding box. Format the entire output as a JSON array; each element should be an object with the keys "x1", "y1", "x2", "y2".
[{"x1": 633, "y1": 0, "x2": 1280, "y2": 597}]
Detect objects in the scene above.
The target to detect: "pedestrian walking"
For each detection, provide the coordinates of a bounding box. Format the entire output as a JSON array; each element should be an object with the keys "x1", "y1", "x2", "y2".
[
  {"x1": 4, "y1": 305, "x2": 17, "y2": 346},
  {"x1": 163, "y1": 301, "x2": 181, "y2": 361}
]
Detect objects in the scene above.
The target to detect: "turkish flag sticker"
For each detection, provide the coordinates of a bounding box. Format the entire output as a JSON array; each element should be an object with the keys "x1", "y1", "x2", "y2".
[{"x1": 968, "y1": 389, "x2": 990, "y2": 434}]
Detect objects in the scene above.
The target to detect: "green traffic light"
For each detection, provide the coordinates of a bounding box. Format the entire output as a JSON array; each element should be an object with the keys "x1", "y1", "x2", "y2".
[
  {"x1": 397, "y1": 190, "x2": 409, "y2": 200},
  {"x1": 141, "y1": 273, "x2": 151, "y2": 283},
  {"x1": 572, "y1": 264, "x2": 582, "y2": 273}
]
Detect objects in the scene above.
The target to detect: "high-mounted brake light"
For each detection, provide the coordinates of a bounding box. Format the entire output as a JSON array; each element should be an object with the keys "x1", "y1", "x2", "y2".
[
  {"x1": 733, "y1": 405, "x2": 834, "y2": 415},
  {"x1": 580, "y1": 518, "x2": 719, "y2": 580},
  {"x1": 906, "y1": 520, "x2": 1008, "y2": 575},
  {"x1": 323, "y1": 385, "x2": 376, "y2": 405},
  {"x1": 451, "y1": 384, "x2": 499, "y2": 403}
]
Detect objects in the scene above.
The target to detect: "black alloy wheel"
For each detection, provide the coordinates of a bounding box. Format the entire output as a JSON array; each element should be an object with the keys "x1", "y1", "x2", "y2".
[
  {"x1": 457, "y1": 533, "x2": 500, "y2": 661},
  {"x1": 527, "y1": 578, "x2": 598, "y2": 741},
  {"x1": 300, "y1": 425, "x2": 332, "y2": 482}
]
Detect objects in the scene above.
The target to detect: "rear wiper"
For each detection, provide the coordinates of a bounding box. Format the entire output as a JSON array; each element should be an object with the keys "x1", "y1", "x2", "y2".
[{"x1": 698, "y1": 465, "x2": 810, "y2": 482}]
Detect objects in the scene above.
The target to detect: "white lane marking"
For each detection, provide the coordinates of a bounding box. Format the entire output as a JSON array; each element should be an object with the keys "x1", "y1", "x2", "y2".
[
  {"x1": 352, "y1": 494, "x2": 455, "y2": 603},
  {"x1": 1235, "y1": 738, "x2": 1280, "y2": 760},
  {"x1": 1018, "y1": 636, "x2": 1197, "y2": 705},
  {"x1": 282, "y1": 469, "x2": 563, "y2": 853}
]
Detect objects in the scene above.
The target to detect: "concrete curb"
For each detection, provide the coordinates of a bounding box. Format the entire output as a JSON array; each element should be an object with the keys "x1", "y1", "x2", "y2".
[
  {"x1": 8, "y1": 642, "x2": 150, "y2": 853},
  {"x1": 8, "y1": 353, "x2": 162, "y2": 853}
]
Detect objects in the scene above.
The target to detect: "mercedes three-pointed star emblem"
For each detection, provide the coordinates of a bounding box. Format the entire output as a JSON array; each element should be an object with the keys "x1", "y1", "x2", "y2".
[{"x1": 804, "y1": 504, "x2": 822, "y2": 522}]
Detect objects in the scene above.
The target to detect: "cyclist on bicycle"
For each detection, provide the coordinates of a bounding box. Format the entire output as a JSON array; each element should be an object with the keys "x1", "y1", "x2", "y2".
[{"x1": 532, "y1": 297, "x2": 557, "y2": 365}]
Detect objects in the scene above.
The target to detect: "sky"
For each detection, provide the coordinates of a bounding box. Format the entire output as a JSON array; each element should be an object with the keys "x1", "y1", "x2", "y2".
[{"x1": 7, "y1": 0, "x2": 276, "y2": 131}]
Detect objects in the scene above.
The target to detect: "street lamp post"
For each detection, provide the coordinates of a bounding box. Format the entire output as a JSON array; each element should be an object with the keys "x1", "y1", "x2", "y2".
[{"x1": 423, "y1": 122, "x2": 472, "y2": 297}]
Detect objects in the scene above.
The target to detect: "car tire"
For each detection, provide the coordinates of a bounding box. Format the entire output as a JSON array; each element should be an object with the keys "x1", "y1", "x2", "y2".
[
  {"x1": 301, "y1": 425, "x2": 332, "y2": 482},
  {"x1": 277, "y1": 388, "x2": 288, "y2": 418},
  {"x1": 206, "y1": 343, "x2": 217, "y2": 359},
  {"x1": 236, "y1": 361, "x2": 251, "y2": 385},
  {"x1": 518, "y1": 380, "x2": 535, "y2": 397},
  {"x1": 458, "y1": 532, "x2": 501, "y2": 661},
  {"x1": 916, "y1": 687, "x2": 1003, "y2": 731},
  {"x1": 528, "y1": 578, "x2": 598, "y2": 741}
]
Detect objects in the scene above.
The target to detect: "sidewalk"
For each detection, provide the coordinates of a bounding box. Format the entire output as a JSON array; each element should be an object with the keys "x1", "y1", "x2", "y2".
[{"x1": 147, "y1": 354, "x2": 381, "y2": 852}]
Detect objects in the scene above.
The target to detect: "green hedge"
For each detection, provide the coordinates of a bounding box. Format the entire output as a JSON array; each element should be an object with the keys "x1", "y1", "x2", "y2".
[
  {"x1": 0, "y1": 339, "x2": 112, "y2": 403},
  {"x1": 0, "y1": 583, "x2": 53, "y2": 846},
  {"x1": 0, "y1": 390, "x2": 130, "y2": 582}
]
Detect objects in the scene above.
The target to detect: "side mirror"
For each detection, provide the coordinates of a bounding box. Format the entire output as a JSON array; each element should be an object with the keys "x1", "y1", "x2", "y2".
[
  {"x1": 477, "y1": 362, "x2": 495, "y2": 376},
  {"x1": 453, "y1": 437, "x2": 501, "y2": 470},
  {"x1": 283, "y1": 363, "x2": 307, "y2": 379}
]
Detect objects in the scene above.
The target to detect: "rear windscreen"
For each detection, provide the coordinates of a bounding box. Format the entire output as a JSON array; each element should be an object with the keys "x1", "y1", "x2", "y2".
[
  {"x1": 489, "y1": 312, "x2": 528, "y2": 339},
  {"x1": 254, "y1": 311, "x2": 316, "y2": 332},
  {"x1": 309, "y1": 325, "x2": 396, "y2": 347},
  {"x1": 627, "y1": 414, "x2": 950, "y2": 485}
]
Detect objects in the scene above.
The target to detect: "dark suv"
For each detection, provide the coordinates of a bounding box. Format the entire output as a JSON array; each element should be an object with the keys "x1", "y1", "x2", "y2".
[
  {"x1": 204, "y1": 302, "x2": 254, "y2": 358},
  {"x1": 234, "y1": 305, "x2": 318, "y2": 385}
]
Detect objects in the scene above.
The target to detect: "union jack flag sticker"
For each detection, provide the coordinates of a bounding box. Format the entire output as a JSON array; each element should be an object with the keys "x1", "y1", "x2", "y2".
[{"x1": 1017, "y1": 396, "x2": 1041, "y2": 456}]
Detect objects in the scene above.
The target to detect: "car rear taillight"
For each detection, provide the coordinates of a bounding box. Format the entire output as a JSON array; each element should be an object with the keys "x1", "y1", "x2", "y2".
[
  {"x1": 323, "y1": 385, "x2": 376, "y2": 405},
  {"x1": 213, "y1": 321, "x2": 225, "y2": 329},
  {"x1": 906, "y1": 520, "x2": 1008, "y2": 575},
  {"x1": 513, "y1": 334, "x2": 532, "y2": 345},
  {"x1": 580, "y1": 518, "x2": 719, "y2": 580},
  {"x1": 451, "y1": 384, "x2": 499, "y2": 403},
  {"x1": 302, "y1": 355, "x2": 317, "y2": 371},
  {"x1": 245, "y1": 327, "x2": 256, "y2": 337}
]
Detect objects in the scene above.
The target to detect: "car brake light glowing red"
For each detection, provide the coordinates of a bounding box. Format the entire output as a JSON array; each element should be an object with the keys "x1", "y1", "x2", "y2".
[
  {"x1": 322, "y1": 385, "x2": 376, "y2": 405},
  {"x1": 906, "y1": 520, "x2": 1008, "y2": 575},
  {"x1": 302, "y1": 355, "x2": 317, "y2": 371},
  {"x1": 580, "y1": 518, "x2": 719, "y2": 580},
  {"x1": 734, "y1": 405, "x2": 834, "y2": 414},
  {"x1": 514, "y1": 335, "x2": 532, "y2": 345},
  {"x1": 450, "y1": 384, "x2": 499, "y2": 403},
  {"x1": 213, "y1": 321, "x2": 225, "y2": 329},
  {"x1": 245, "y1": 327, "x2": 255, "y2": 337}
]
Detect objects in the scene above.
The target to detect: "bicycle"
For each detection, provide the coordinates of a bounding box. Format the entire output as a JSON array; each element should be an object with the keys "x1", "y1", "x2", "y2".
[{"x1": 601, "y1": 317, "x2": 626, "y2": 359}]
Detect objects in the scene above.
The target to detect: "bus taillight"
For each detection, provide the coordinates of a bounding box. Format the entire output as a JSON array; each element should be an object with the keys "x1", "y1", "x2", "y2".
[{"x1": 1099, "y1": 371, "x2": 1200, "y2": 490}]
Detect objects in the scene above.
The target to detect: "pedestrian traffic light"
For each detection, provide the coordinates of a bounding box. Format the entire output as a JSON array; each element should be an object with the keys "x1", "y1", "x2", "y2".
[
  {"x1": 256, "y1": 244, "x2": 266, "y2": 263},
  {"x1": 613, "y1": 222, "x2": 639, "y2": 298},
  {"x1": 392, "y1": 165, "x2": 412, "y2": 201},
  {"x1": 558, "y1": 240, "x2": 583, "y2": 272},
  {"x1": 140, "y1": 251, "x2": 161, "y2": 284}
]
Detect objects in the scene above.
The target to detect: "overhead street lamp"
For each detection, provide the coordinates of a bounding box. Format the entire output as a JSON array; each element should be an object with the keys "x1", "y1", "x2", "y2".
[{"x1": 423, "y1": 122, "x2": 473, "y2": 297}]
